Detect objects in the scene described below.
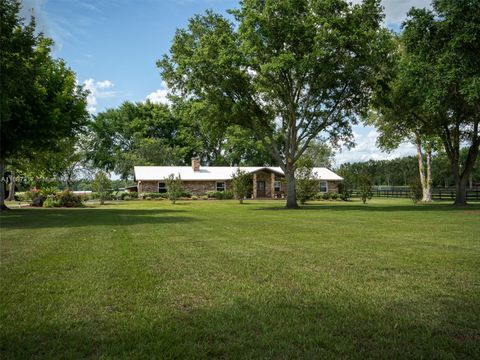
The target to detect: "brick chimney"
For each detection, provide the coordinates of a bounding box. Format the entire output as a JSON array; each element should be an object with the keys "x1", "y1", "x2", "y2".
[{"x1": 191, "y1": 157, "x2": 200, "y2": 171}]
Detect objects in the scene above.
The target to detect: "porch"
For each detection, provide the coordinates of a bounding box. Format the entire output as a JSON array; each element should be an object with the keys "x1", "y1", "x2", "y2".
[{"x1": 250, "y1": 169, "x2": 285, "y2": 199}]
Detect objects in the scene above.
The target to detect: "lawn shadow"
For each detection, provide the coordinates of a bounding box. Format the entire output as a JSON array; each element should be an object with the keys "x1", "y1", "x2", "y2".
[
  {"x1": 1, "y1": 293, "x2": 476, "y2": 359},
  {"x1": 254, "y1": 202, "x2": 480, "y2": 212},
  {"x1": 0, "y1": 208, "x2": 195, "y2": 230}
]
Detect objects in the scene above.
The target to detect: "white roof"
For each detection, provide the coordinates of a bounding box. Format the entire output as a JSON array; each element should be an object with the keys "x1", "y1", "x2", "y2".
[{"x1": 134, "y1": 166, "x2": 343, "y2": 181}]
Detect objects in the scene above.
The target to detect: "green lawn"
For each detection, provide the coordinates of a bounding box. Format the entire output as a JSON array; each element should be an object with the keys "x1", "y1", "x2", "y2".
[{"x1": 1, "y1": 199, "x2": 479, "y2": 359}]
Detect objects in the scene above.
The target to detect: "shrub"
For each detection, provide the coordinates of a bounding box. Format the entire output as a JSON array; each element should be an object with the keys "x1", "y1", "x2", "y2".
[
  {"x1": 139, "y1": 192, "x2": 167, "y2": 200},
  {"x1": 409, "y1": 179, "x2": 423, "y2": 204},
  {"x1": 15, "y1": 192, "x2": 28, "y2": 201},
  {"x1": 330, "y1": 192, "x2": 338, "y2": 200},
  {"x1": 118, "y1": 192, "x2": 138, "y2": 200},
  {"x1": 322, "y1": 192, "x2": 330, "y2": 200},
  {"x1": 165, "y1": 173, "x2": 184, "y2": 204},
  {"x1": 78, "y1": 194, "x2": 90, "y2": 202},
  {"x1": 39, "y1": 186, "x2": 57, "y2": 197},
  {"x1": 24, "y1": 189, "x2": 40, "y2": 200},
  {"x1": 231, "y1": 168, "x2": 251, "y2": 204},
  {"x1": 27, "y1": 189, "x2": 46, "y2": 207},
  {"x1": 338, "y1": 182, "x2": 352, "y2": 201},
  {"x1": 57, "y1": 191, "x2": 84, "y2": 207},
  {"x1": 206, "y1": 191, "x2": 218, "y2": 198},
  {"x1": 90, "y1": 192, "x2": 114, "y2": 200},
  {"x1": 92, "y1": 172, "x2": 112, "y2": 205},
  {"x1": 222, "y1": 190, "x2": 234, "y2": 200},
  {"x1": 205, "y1": 190, "x2": 234, "y2": 200},
  {"x1": 296, "y1": 165, "x2": 319, "y2": 205},
  {"x1": 43, "y1": 195, "x2": 60, "y2": 208},
  {"x1": 180, "y1": 190, "x2": 192, "y2": 198},
  {"x1": 191, "y1": 195, "x2": 199, "y2": 200},
  {"x1": 128, "y1": 192, "x2": 138, "y2": 199},
  {"x1": 356, "y1": 174, "x2": 373, "y2": 204},
  {"x1": 201, "y1": 195, "x2": 208, "y2": 200},
  {"x1": 41, "y1": 191, "x2": 84, "y2": 208}
]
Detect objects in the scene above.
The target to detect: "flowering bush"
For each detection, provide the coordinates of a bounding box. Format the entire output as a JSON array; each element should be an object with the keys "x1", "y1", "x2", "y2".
[{"x1": 42, "y1": 191, "x2": 84, "y2": 208}]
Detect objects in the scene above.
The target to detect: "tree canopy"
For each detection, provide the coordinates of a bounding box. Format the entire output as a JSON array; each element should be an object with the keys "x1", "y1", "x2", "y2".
[
  {"x1": 0, "y1": 0, "x2": 89, "y2": 209},
  {"x1": 88, "y1": 101, "x2": 193, "y2": 179},
  {"x1": 159, "y1": 0, "x2": 393, "y2": 208},
  {"x1": 391, "y1": 0, "x2": 480, "y2": 205}
]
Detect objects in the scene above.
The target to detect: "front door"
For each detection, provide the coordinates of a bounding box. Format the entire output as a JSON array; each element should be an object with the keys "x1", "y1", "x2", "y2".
[{"x1": 257, "y1": 181, "x2": 266, "y2": 198}]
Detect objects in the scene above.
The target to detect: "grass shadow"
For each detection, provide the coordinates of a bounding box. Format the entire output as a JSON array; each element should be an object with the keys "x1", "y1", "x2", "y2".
[
  {"x1": 254, "y1": 202, "x2": 480, "y2": 212},
  {"x1": 0, "y1": 208, "x2": 195, "y2": 230}
]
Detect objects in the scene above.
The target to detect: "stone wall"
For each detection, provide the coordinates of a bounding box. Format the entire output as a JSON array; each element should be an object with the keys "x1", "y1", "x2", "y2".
[
  {"x1": 183, "y1": 181, "x2": 217, "y2": 196},
  {"x1": 137, "y1": 178, "x2": 341, "y2": 196},
  {"x1": 258, "y1": 171, "x2": 273, "y2": 198},
  {"x1": 252, "y1": 171, "x2": 276, "y2": 198},
  {"x1": 138, "y1": 181, "x2": 159, "y2": 193},
  {"x1": 139, "y1": 180, "x2": 232, "y2": 196},
  {"x1": 327, "y1": 181, "x2": 339, "y2": 193}
]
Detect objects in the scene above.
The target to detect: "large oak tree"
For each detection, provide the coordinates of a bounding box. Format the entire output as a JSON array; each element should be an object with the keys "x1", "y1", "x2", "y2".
[{"x1": 159, "y1": 0, "x2": 392, "y2": 208}]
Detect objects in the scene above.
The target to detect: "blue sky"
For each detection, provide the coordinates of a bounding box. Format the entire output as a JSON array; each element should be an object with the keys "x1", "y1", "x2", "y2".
[{"x1": 21, "y1": 0, "x2": 431, "y2": 164}]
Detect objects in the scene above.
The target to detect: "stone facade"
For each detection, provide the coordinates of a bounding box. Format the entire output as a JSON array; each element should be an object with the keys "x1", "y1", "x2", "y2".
[
  {"x1": 138, "y1": 179, "x2": 232, "y2": 196},
  {"x1": 138, "y1": 175, "x2": 340, "y2": 197},
  {"x1": 326, "y1": 181, "x2": 340, "y2": 193},
  {"x1": 182, "y1": 180, "x2": 232, "y2": 196},
  {"x1": 253, "y1": 171, "x2": 275, "y2": 198},
  {"x1": 138, "y1": 180, "x2": 159, "y2": 193}
]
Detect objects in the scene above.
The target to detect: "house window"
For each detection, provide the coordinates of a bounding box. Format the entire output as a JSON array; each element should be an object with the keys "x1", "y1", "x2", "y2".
[
  {"x1": 274, "y1": 180, "x2": 281, "y2": 192},
  {"x1": 216, "y1": 182, "x2": 225, "y2": 192},
  {"x1": 320, "y1": 181, "x2": 328, "y2": 192},
  {"x1": 158, "y1": 182, "x2": 167, "y2": 193}
]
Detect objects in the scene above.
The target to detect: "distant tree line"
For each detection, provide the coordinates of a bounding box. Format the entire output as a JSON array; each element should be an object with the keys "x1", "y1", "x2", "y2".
[{"x1": 337, "y1": 148, "x2": 479, "y2": 189}]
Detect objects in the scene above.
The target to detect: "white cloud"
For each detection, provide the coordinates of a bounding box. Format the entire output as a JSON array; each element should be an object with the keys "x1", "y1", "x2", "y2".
[
  {"x1": 334, "y1": 128, "x2": 416, "y2": 165},
  {"x1": 82, "y1": 78, "x2": 116, "y2": 113},
  {"x1": 146, "y1": 89, "x2": 170, "y2": 105},
  {"x1": 351, "y1": 0, "x2": 431, "y2": 26},
  {"x1": 145, "y1": 81, "x2": 171, "y2": 105},
  {"x1": 96, "y1": 80, "x2": 114, "y2": 89}
]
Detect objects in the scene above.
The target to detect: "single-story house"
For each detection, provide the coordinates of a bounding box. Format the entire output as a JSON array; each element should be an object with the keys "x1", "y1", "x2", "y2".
[{"x1": 134, "y1": 158, "x2": 343, "y2": 199}]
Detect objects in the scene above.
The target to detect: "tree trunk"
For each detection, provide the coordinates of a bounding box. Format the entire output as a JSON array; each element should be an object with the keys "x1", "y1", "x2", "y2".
[
  {"x1": 6, "y1": 169, "x2": 16, "y2": 201},
  {"x1": 0, "y1": 160, "x2": 9, "y2": 211},
  {"x1": 454, "y1": 178, "x2": 467, "y2": 206},
  {"x1": 415, "y1": 137, "x2": 428, "y2": 202},
  {"x1": 423, "y1": 149, "x2": 432, "y2": 202},
  {"x1": 285, "y1": 167, "x2": 298, "y2": 209},
  {"x1": 441, "y1": 124, "x2": 479, "y2": 206}
]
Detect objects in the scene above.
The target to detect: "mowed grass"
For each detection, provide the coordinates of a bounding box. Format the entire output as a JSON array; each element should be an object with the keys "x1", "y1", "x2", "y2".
[{"x1": 0, "y1": 199, "x2": 479, "y2": 359}]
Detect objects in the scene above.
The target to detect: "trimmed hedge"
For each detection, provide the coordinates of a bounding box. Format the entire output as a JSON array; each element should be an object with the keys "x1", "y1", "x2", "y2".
[
  {"x1": 139, "y1": 192, "x2": 168, "y2": 200},
  {"x1": 206, "y1": 190, "x2": 234, "y2": 200}
]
